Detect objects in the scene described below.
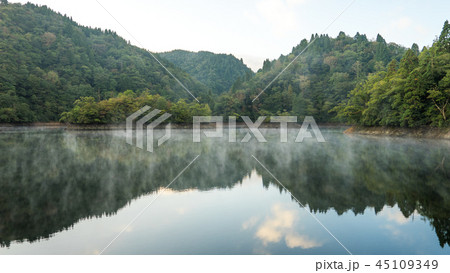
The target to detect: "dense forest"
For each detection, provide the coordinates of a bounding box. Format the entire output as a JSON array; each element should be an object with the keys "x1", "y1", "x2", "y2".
[
  {"x1": 0, "y1": 2, "x2": 449, "y2": 128},
  {"x1": 61, "y1": 32, "x2": 410, "y2": 124},
  {"x1": 0, "y1": 2, "x2": 209, "y2": 122},
  {"x1": 159, "y1": 50, "x2": 253, "y2": 95},
  {"x1": 213, "y1": 32, "x2": 407, "y2": 121},
  {"x1": 334, "y1": 21, "x2": 450, "y2": 127}
]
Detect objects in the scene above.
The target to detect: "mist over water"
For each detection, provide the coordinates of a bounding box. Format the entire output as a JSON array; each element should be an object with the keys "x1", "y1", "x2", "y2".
[{"x1": 0, "y1": 128, "x2": 449, "y2": 254}]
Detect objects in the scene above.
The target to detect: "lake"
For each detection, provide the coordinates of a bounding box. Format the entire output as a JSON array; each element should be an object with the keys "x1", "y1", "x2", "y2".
[{"x1": 0, "y1": 128, "x2": 449, "y2": 254}]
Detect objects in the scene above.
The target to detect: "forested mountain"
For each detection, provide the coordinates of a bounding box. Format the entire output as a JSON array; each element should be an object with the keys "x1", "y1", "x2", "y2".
[
  {"x1": 159, "y1": 50, "x2": 253, "y2": 94},
  {"x1": 1, "y1": 2, "x2": 448, "y2": 127},
  {"x1": 0, "y1": 2, "x2": 209, "y2": 122},
  {"x1": 214, "y1": 32, "x2": 407, "y2": 122},
  {"x1": 335, "y1": 21, "x2": 450, "y2": 128}
]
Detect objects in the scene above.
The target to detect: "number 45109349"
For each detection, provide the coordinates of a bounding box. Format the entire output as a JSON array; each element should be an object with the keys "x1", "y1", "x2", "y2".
[{"x1": 375, "y1": 260, "x2": 438, "y2": 270}]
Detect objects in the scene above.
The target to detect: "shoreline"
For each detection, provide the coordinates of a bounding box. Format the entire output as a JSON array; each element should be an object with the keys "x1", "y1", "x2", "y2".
[
  {"x1": 344, "y1": 126, "x2": 450, "y2": 140},
  {"x1": 2, "y1": 123, "x2": 449, "y2": 140},
  {"x1": 0, "y1": 122, "x2": 349, "y2": 131}
]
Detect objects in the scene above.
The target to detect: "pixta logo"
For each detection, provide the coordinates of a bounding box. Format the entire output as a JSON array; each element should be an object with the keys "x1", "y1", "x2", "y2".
[
  {"x1": 126, "y1": 106, "x2": 325, "y2": 153},
  {"x1": 126, "y1": 106, "x2": 172, "y2": 152},
  {"x1": 193, "y1": 116, "x2": 325, "y2": 143}
]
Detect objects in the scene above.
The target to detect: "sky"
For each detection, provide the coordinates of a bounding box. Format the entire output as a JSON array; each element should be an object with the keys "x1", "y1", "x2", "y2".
[{"x1": 13, "y1": 0, "x2": 450, "y2": 71}]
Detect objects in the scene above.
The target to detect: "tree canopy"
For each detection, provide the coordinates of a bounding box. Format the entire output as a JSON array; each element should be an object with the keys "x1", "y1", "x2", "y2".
[
  {"x1": 0, "y1": 3, "x2": 208, "y2": 122},
  {"x1": 1, "y1": 3, "x2": 448, "y2": 128},
  {"x1": 334, "y1": 21, "x2": 450, "y2": 128},
  {"x1": 60, "y1": 91, "x2": 211, "y2": 124},
  {"x1": 159, "y1": 50, "x2": 254, "y2": 95},
  {"x1": 214, "y1": 32, "x2": 406, "y2": 122}
]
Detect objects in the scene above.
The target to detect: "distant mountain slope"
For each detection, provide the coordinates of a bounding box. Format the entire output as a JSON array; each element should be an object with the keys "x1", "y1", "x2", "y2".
[
  {"x1": 214, "y1": 32, "x2": 407, "y2": 122},
  {"x1": 0, "y1": 2, "x2": 208, "y2": 122},
  {"x1": 159, "y1": 50, "x2": 253, "y2": 94}
]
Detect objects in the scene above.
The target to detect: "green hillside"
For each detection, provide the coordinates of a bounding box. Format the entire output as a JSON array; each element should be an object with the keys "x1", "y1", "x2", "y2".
[
  {"x1": 159, "y1": 50, "x2": 253, "y2": 95},
  {"x1": 0, "y1": 2, "x2": 208, "y2": 122},
  {"x1": 1, "y1": 1, "x2": 448, "y2": 127},
  {"x1": 214, "y1": 32, "x2": 407, "y2": 122},
  {"x1": 335, "y1": 21, "x2": 450, "y2": 128}
]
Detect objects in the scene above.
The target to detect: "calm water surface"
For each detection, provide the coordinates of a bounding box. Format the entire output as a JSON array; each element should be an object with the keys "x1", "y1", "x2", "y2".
[{"x1": 0, "y1": 128, "x2": 449, "y2": 254}]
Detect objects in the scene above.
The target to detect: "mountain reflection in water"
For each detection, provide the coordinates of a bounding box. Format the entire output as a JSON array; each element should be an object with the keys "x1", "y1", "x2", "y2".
[{"x1": 0, "y1": 129, "x2": 449, "y2": 254}]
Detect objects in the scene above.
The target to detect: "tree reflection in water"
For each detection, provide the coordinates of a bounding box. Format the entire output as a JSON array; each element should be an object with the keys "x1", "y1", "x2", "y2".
[{"x1": 0, "y1": 129, "x2": 448, "y2": 248}]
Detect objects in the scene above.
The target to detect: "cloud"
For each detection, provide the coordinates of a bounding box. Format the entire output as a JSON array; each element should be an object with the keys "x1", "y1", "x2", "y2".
[
  {"x1": 381, "y1": 224, "x2": 401, "y2": 237},
  {"x1": 378, "y1": 206, "x2": 420, "y2": 239},
  {"x1": 254, "y1": 204, "x2": 322, "y2": 249},
  {"x1": 285, "y1": 232, "x2": 322, "y2": 249},
  {"x1": 379, "y1": 206, "x2": 414, "y2": 225},
  {"x1": 255, "y1": 204, "x2": 295, "y2": 244}
]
